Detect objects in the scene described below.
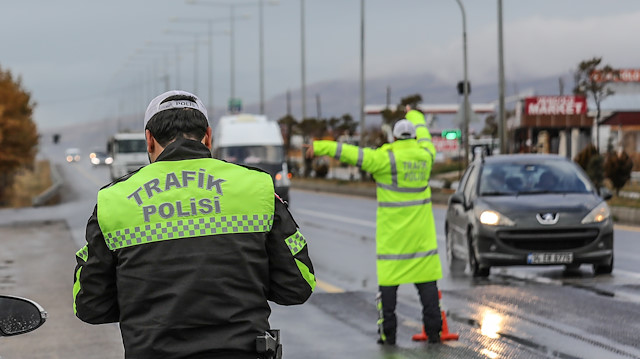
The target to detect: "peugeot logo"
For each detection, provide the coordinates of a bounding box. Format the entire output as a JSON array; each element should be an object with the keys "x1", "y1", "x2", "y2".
[{"x1": 536, "y1": 212, "x2": 559, "y2": 225}]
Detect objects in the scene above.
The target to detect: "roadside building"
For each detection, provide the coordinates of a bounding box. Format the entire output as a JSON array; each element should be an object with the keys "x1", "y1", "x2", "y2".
[{"x1": 512, "y1": 69, "x2": 640, "y2": 175}]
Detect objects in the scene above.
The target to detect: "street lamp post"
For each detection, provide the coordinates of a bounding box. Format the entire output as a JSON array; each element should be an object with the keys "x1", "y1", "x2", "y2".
[
  {"x1": 497, "y1": 0, "x2": 507, "y2": 154},
  {"x1": 165, "y1": 30, "x2": 203, "y2": 94},
  {"x1": 186, "y1": 0, "x2": 276, "y2": 114},
  {"x1": 142, "y1": 42, "x2": 185, "y2": 90},
  {"x1": 358, "y1": 0, "x2": 365, "y2": 148},
  {"x1": 455, "y1": 0, "x2": 470, "y2": 168},
  {"x1": 171, "y1": 17, "x2": 236, "y2": 115},
  {"x1": 300, "y1": 0, "x2": 306, "y2": 120}
]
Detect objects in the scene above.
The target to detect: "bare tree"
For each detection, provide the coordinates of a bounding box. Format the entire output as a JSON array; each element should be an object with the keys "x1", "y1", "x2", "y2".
[{"x1": 572, "y1": 57, "x2": 619, "y2": 152}]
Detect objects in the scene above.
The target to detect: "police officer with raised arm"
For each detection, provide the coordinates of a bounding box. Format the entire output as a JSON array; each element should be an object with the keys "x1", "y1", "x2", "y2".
[{"x1": 306, "y1": 116, "x2": 442, "y2": 345}]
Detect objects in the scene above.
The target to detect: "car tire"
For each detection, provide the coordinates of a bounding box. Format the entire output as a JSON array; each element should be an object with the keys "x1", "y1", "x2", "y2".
[
  {"x1": 468, "y1": 235, "x2": 490, "y2": 278},
  {"x1": 563, "y1": 263, "x2": 581, "y2": 273},
  {"x1": 446, "y1": 229, "x2": 466, "y2": 274},
  {"x1": 593, "y1": 254, "x2": 614, "y2": 275}
]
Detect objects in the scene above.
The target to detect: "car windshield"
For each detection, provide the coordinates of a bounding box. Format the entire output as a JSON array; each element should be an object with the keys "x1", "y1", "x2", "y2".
[
  {"x1": 479, "y1": 159, "x2": 593, "y2": 196},
  {"x1": 218, "y1": 145, "x2": 284, "y2": 164},
  {"x1": 116, "y1": 139, "x2": 147, "y2": 154}
]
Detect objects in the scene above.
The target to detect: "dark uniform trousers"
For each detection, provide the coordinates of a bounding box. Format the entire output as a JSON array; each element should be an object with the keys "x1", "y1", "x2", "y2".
[{"x1": 379, "y1": 281, "x2": 442, "y2": 342}]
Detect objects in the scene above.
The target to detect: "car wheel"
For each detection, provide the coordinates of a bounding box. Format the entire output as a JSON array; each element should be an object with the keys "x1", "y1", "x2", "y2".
[
  {"x1": 446, "y1": 229, "x2": 466, "y2": 274},
  {"x1": 467, "y1": 235, "x2": 490, "y2": 278},
  {"x1": 593, "y1": 254, "x2": 614, "y2": 275}
]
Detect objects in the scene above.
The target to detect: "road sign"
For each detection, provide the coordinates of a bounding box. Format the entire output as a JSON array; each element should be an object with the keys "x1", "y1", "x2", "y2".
[{"x1": 228, "y1": 98, "x2": 242, "y2": 113}]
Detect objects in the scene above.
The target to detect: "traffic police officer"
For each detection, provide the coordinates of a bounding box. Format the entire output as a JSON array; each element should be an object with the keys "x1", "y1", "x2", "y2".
[
  {"x1": 306, "y1": 116, "x2": 442, "y2": 345},
  {"x1": 74, "y1": 90, "x2": 315, "y2": 359}
]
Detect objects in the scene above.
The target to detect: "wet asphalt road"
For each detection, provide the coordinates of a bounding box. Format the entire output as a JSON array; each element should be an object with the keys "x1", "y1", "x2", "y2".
[{"x1": 2, "y1": 140, "x2": 640, "y2": 358}]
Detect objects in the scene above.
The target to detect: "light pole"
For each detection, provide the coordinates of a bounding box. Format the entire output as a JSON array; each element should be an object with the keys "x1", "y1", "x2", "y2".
[
  {"x1": 186, "y1": 0, "x2": 277, "y2": 113},
  {"x1": 170, "y1": 17, "x2": 234, "y2": 114},
  {"x1": 142, "y1": 42, "x2": 184, "y2": 90},
  {"x1": 300, "y1": 0, "x2": 306, "y2": 120},
  {"x1": 165, "y1": 30, "x2": 207, "y2": 94},
  {"x1": 497, "y1": 0, "x2": 507, "y2": 154},
  {"x1": 455, "y1": 0, "x2": 470, "y2": 168},
  {"x1": 358, "y1": 0, "x2": 365, "y2": 148}
]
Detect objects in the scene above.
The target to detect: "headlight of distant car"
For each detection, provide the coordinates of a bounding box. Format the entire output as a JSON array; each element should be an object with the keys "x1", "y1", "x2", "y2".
[
  {"x1": 475, "y1": 208, "x2": 515, "y2": 226},
  {"x1": 105, "y1": 157, "x2": 113, "y2": 165},
  {"x1": 581, "y1": 201, "x2": 610, "y2": 224},
  {"x1": 91, "y1": 157, "x2": 100, "y2": 165}
]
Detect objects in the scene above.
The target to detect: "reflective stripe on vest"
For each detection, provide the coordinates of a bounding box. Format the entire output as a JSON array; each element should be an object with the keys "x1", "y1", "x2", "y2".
[
  {"x1": 378, "y1": 198, "x2": 432, "y2": 207},
  {"x1": 335, "y1": 143, "x2": 364, "y2": 168},
  {"x1": 104, "y1": 214, "x2": 274, "y2": 251},
  {"x1": 376, "y1": 183, "x2": 429, "y2": 193},
  {"x1": 377, "y1": 248, "x2": 438, "y2": 260},
  {"x1": 285, "y1": 230, "x2": 307, "y2": 255},
  {"x1": 377, "y1": 149, "x2": 431, "y2": 207},
  {"x1": 421, "y1": 144, "x2": 435, "y2": 162}
]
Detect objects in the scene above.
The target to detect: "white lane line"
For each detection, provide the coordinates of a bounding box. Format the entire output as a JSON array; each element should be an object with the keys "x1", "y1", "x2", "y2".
[
  {"x1": 73, "y1": 164, "x2": 105, "y2": 187},
  {"x1": 615, "y1": 269, "x2": 640, "y2": 280},
  {"x1": 295, "y1": 208, "x2": 376, "y2": 228}
]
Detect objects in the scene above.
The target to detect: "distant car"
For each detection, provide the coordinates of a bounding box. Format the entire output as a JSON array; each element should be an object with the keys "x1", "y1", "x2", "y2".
[
  {"x1": 445, "y1": 154, "x2": 614, "y2": 277},
  {"x1": 89, "y1": 151, "x2": 113, "y2": 166},
  {"x1": 65, "y1": 148, "x2": 81, "y2": 163}
]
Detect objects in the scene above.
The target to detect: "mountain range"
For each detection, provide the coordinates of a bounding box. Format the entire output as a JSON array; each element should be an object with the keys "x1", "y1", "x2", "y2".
[{"x1": 40, "y1": 71, "x2": 572, "y2": 148}]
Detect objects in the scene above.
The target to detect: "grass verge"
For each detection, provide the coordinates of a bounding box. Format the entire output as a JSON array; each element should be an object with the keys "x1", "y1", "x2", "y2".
[{"x1": 6, "y1": 160, "x2": 53, "y2": 208}]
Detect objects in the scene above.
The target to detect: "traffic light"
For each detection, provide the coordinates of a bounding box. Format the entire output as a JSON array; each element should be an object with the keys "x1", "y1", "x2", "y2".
[
  {"x1": 456, "y1": 81, "x2": 471, "y2": 95},
  {"x1": 442, "y1": 129, "x2": 461, "y2": 140}
]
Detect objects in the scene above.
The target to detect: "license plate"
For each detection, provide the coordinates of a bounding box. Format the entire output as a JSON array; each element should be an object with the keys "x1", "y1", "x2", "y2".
[{"x1": 527, "y1": 252, "x2": 573, "y2": 264}]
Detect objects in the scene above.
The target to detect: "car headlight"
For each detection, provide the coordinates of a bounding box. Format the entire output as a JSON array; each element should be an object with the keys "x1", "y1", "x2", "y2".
[
  {"x1": 105, "y1": 157, "x2": 113, "y2": 165},
  {"x1": 476, "y1": 209, "x2": 515, "y2": 226},
  {"x1": 581, "y1": 202, "x2": 610, "y2": 224}
]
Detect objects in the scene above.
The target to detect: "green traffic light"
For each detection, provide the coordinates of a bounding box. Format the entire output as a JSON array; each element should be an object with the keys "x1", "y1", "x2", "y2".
[{"x1": 442, "y1": 129, "x2": 461, "y2": 140}]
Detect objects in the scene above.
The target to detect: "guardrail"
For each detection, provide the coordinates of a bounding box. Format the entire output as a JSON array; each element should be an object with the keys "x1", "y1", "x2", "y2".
[{"x1": 32, "y1": 162, "x2": 63, "y2": 207}]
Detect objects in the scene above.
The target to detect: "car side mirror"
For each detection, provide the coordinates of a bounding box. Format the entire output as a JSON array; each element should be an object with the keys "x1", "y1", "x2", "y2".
[
  {"x1": 0, "y1": 295, "x2": 47, "y2": 336},
  {"x1": 449, "y1": 193, "x2": 464, "y2": 205},
  {"x1": 598, "y1": 187, "x2": 613, "y2": 201}
]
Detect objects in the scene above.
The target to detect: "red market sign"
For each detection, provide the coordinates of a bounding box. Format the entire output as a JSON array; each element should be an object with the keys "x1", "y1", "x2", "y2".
[
  {"x1": 433, "y1": 137, "x2": 459, "y2": 153},
  {"x1": 524, "y1": 96, "x2": 587, "y2": 116},
  {"x1": 591, "y1": 69, "x2": 640, "y2": 82}
]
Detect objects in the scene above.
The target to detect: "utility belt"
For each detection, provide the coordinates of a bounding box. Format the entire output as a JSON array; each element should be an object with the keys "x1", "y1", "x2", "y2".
[{"x1": 256, "y1": 329, "x2": 282, "y2": 359}]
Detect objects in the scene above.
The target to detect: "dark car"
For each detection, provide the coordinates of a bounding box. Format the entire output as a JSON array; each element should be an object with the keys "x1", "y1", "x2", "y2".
[
  {"x1": 445, "y1": 154, "x2": 614, "y2": 277},
  {"x1": 89, "y1": 150, "x2": 113, "y2": 167}
]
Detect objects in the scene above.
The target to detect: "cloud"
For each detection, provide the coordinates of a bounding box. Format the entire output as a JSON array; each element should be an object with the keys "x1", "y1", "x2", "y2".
[{"x1": 376, "y1": 11, "x2": 640, "y2": 87}]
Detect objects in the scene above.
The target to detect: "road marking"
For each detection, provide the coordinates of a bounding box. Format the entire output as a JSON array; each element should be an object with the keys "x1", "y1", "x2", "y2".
[
  {"x1": 295, "y1": 208, "x2": 376, "y2": 228},
  {"x1": 316, "y1": 279, "x2": 345, "y2": 293},
  {"x1": 73, "y1": 164, "x2": 105, "y2": 187},
  {"x1": 615, "y1": 269, "x2": 640, "y2": 280}
]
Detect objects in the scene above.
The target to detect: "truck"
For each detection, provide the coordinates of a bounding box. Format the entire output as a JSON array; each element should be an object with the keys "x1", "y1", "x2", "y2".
[
  {"x1": 107, "y1": 132, "x2": 148, "y2": 181},
  {"x1": 212, "y1": 113, "x2": 291, "y2": 202}
]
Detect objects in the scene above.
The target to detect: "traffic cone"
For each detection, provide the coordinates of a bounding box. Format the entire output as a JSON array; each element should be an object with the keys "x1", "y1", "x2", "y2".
[{"x1": 412, "y1": 291, "x2": 459, "y2": 342}]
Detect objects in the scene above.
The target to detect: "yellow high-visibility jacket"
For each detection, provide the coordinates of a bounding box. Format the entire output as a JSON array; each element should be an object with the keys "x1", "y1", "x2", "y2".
[{"x1": 312, "y1": 115, "x2": 441, "y2": 286}]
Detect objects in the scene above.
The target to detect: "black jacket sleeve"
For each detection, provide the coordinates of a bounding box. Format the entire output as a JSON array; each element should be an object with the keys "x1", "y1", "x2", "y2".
[
  {"x1": 266, "y1": 196, "x2": 315, "y2": 305},
  {"x1": 73, "y1": 205, "x2": 120, "y2": 324}
]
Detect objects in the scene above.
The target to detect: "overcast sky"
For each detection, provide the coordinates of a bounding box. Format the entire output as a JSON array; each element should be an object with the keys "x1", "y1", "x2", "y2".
[{"x1": 2, "y1": 0, "x2": 639, "y2": 130}]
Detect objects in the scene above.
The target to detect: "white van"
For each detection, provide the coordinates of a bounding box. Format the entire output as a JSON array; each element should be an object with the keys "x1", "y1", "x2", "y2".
[
  {"x1": 213, "y1": 114, "x2": 291, "y2": 202},
  {"x1": 107, "y1": 132, "x2": 148, "y2": 181}
]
